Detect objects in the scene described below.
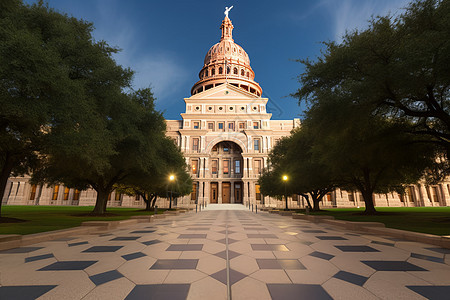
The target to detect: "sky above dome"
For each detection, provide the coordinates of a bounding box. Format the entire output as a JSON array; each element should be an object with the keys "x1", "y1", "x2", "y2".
[{"x1": 28, "y1": 0, "x2": 411, "y2": 120}]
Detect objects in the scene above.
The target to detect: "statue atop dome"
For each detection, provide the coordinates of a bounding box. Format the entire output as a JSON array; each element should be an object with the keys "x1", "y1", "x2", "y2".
[{"x1": 224, "y1": 6, "x2": 233, "y2": 18}]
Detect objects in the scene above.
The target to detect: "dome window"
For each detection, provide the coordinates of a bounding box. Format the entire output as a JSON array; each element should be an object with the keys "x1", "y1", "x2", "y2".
[
  {"x1": 240, "y1": 106, "x2": 245, "y2": 111},
  {"x1": 233, "y1": 68, "x2": 238, "y2": 75},
  {"x1": 208, "y1": 106, "x2": 213, "y2": 111},
  {"x1": 218, "y1": 106, "x2": 224, "y2": 111},
  {"x1": 246, "y1": 72, "x2": 249, "y2": 78},
  {"x1": 205, "y1": 70, "x2": 208, "y2": 77},
  {"x1": 219, "y1": 67, "x2": 223, "y2": 74},
  {"x1": 227, "y1": 67, "x2": 230, "y2": 74},
  {"x1": 241, "y1": 69, "x2": 245, "y2": 76},
  {"x1": 211, "y1": 69, "x2": 215, "y2": 75}
]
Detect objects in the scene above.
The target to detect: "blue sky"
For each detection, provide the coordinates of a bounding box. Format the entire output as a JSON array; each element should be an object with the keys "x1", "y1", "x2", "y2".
[{"x1": 31, "y1": 0, "x2": 411, "y2": 120}]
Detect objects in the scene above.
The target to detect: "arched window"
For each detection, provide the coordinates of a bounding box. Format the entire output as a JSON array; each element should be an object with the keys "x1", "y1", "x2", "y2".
[
  {"x1": 219, "y1": 67, "x2": 223, "y2": 74},
  {"x1": 227, "y1": 67, "x2": 230, "y2": 74},
  {"x1": 205, "y1": 70, "x2": 208, "y2": 77},
  {"x1": 246, "y1": 72, "x2": 249, "y2": 78},
  {"x1": 211, "y1": 68, "x2": 215, "y2": 76},
  {"x1": 233, "y1": 67, "x2": 238, "y2": 75},
  {"x1": 241, "y1": 69, "x2": 244, "y2": 76}
]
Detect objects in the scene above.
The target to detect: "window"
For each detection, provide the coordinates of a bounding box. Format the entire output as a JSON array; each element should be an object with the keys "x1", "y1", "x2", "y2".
[
  {"x1": 227, "y1": 67, "x2": 230, "y2": 74},
  {"x1": 208, "y1": 122, "x2": 214, "y2": 130},
  {"x1": 348, "y1": 192, "x2": 354, "y2": 202},
  {"x1": 205, "y1": 70, "x2": 208, "y2": 77},
  {"x1": 192, "y1": 138, "x2": 199, "y2": 152},
  {"x1": 115, "y1": 192, "x2": 121, "y2": 201},
  {"x1": 218, "y1": 122, "x2": 224, "y2": 130},
  {"x1": 52, "y1": 185, "x2": 59, "y2": 200},
  {"x1": 241, "y1": 69, "x2": 245, "y2": 76},
  {"x1": 212, "y1": 160, "x2": 218, "y2": 174},
  {"x1": 64, "y1": 187, "x2": 70, "y2": 200},
  {"x1": 253, "y1": 121, "x2": 259, "y2": 129},
  {"x1": 239, "y1": 122, "x2": 245, "y2": 129},
  {"x1": 254, "y1": 138, "x2": 260, "y2": 152},
  {"x1": 223, "y1": 145, "x2": 229, "y2": 152},
  {"x1": 191, "y1": 183, "x2": 197, "y2": 201},
  {"x1": 235, "y1": 160, "x2": 241, "y2": 174},
  {"x1": 211, "y1": 69, "x2": 215, "y2": 75},
  {"x1": 223, "y1": 160, "x2": 230, "y2": 174},
  {"x1": 219, "y1": 67, "x2": 223, "y2": 74},
  {"x1": 191, "y1": 159, "x2": 198, "y2": 174},
  {"x1": 246, "y1": 72, "x2": 249, "y2": 77},
  {"x1": 432, "y1": 186, "x2": 440, "y2": 202},
  {"x1": 254, "y1": 160, "x2": 262, "y2": 175},
  {"x1": 135, "y1": 194, "x2": 140, "y2": 201},
  {"x1": 255, "y1": 184, "x2": 261, "y2": 201},
  {"x1": 193, "y1": 122, "x2": 199, "y2": 129},
  {"x1": 29, "y1": 184, "x2": 37, "y2": 200},
  {"x1": 228, "y1": 122, "x2": 234, "y2": 130},
  {"x1": 212, "y1": 145, "x2": 218, "y2": 152},
  {"x1": 233, "y1": 67, "x2": 238, "y2": 75},
  {"x1": 73, "y1": 189, "x2": 80, "y2": 201}
]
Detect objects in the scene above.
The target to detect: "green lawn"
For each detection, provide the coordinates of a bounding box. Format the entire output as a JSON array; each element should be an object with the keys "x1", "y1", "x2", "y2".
[
  {"x1": 0, "y1": 205, "x2": 162, "y2": 235},
  {"x1": 296, "y1": 207, "x2": 450, "y2": 236}
]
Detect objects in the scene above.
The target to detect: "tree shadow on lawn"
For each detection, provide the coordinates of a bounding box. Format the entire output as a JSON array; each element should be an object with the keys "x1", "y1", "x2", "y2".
[{"x1": 0, "y1": 217, "x2": 27, "y2": 224}]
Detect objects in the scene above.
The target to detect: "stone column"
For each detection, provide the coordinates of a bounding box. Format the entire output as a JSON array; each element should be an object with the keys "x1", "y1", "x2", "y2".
[
  {"x1": 440, "y1": 184, "x2": 450, "y2": 206},
  {"x1": 198, "y1": 181, "x2": 203, "y2": 204},
  {"x1": 248, "y1": 157, "x2": 253, "y2": 178},
  {"x1": 419, "y1": 184, "x2": 431, "y2": 206},
  {"x1": 218, "y1": 181, "x2": 223, "y2": 203},
  {"x1": 231, "y1": 182, "x2": 235, "y2": 203}
]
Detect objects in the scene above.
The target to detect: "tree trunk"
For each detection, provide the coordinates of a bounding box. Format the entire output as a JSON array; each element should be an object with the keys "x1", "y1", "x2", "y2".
[
  {"x1": 145, "y1": 196, "x2": 151, "y2": 210},
  {"x1": 310, "y1": 194, "x2": 321, "y2": 211},
  {"x1": 151, "y1": 195, "x2": 157, "y2": 208},
  {"x1": 361, "y1": 189, "x2": 376, "y2": 214},
  {"x1": 93, "y1": 187, "x2": 110, "y2": 214},
  {"x1": 300, "y1": 194, "x2": 313, "y2": 210},
  {"x1": 0, "y1": 154, "x2": 15, "y2": 218}
]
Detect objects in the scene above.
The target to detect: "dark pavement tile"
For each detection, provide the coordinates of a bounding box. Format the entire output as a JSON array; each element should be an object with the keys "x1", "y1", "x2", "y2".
[
  {"x1": 425, "y1": 247, "x2": 450, "y2": 254},
  {"x1": 177, "y1": 234, "x2": 207, "y2": 239},
  {"x1": 407, "y1": 286, "x2": 450, "y2": 300},
  {"x1": 211, "y1": 268, "x2": 246, "y2": 285},
  {"x1": 316, "y1": 236, "x2": 348, "y2": 241},
  {"x1": 334, "y1": 271, "x2": 368, "y2": 286},
  {"x1": 251, "y1": 244, "x2": 289, "y2": 251},
  {"x1": 82, "y1": 246, "x2": 123, "y2": 253},
  {"x1": 302, "y1": 230, "x2": 326, "y2": 233},
  {"x1": 150, "y1": 259, "x2": 198, "y2": 270},
  {"x1": 214, "y1": 250, "x2": 241, "y2": 260},
  {"x1": 25, "y1": 253, "x2": 54, "y2": 263},
  {"x1": 371, "y1": 240, "x2": 395, "y2": 247},
  {"x1": 89, "y1": 270, "x2": 123, "y2": 285},
  {"x1": 125, "y1": 284, "x2": 190, "y2": 300},
  {"x1": 38, "y1": 261, "x2": 97, "y2": 271},
  {"x1": 410, "y1": 253, "x2": 445, "y2": 264},
  {"x1": 309, "y1": 251, "x2": 335, "y2": 261},
  {"x1": 142, "y1": 239, "x2": 162, "y2": 246},
  {"x1": 247, "y1": 234, "x2": 278, "y2": 239},
  {"x1": 68, "y1": 241, "x2": 88, "y2": 247},
  {"x1": 0, "y1": 285, "x2": 57, "y2": 300},
  {"x1": 335, "y1": 245, "x2": 379, "y2": 252},
  {"x1": 122, "y1": 252, "x2": 147, "y2": 261},
  {"x1": 131, "y1": 230, "x2": 155, "y2": 233},
  {"x1": 267, "y1": 284, "x2": 332, "y2": 300},
  {"x1": 257, "y1": 259, "x2": 305, "y2": 270},
  {"x1": 110, "y1": 236, "x2": 140, "y2": 241},
  {"x1": 216, "y1": 238, "x2": 238, "y2": 244},
  {"x1": 166, "y1": 244, "x2": 203, "y2": 251},
  {"x1": 362, "y1": 260, "x2": 427, "y2": 271}
]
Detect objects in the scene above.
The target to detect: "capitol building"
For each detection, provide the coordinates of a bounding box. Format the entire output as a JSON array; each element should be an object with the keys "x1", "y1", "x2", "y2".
[{"x1": 2, "y1": 14, "x2": 449, "y2": 209}]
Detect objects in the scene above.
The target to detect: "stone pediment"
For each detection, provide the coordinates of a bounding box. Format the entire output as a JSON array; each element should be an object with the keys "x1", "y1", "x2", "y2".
[{"x1": 186, "y1": 83, "x2": 263, "y2": 101}]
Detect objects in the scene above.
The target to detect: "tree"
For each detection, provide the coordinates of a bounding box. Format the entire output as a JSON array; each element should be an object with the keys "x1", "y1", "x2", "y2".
[
  {"x1": 32, "y1": 88, "x2": 179, "y2": 215},
  {"x1": 296, "y1": 0, "x2": 450, "y2": 155},
  {"x1": 118, "y1": 136, "x2": 192, "y2": 211},
  {"x1": 0, "y1": 0, "x2": 131, "y2": 217},
  {"x1": 259, "y1": 127, "x2": 334, "y2": 211},
  {"x1": 303, "y1": 98, "x2": 437, "y2": 214}
]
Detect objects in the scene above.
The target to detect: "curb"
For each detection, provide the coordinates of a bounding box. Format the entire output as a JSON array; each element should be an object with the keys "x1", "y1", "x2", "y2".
[
  {"x1": 291, "y1": 213, "x2": 450, "y2": 249},
  {"x1": 0, "y1": 210, "x2": 188, "y2": 252}
]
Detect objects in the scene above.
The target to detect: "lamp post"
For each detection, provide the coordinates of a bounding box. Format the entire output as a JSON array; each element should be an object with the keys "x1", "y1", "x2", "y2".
[
  {"x1": 282, "y1": 175, "x2": 288, "y2": 211},
  {"x1": 169, "y1": 174, "x2": 175, "y2": 209}
]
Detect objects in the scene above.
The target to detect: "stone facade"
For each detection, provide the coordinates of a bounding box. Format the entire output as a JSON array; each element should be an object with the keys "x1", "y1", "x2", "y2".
[{"x1": 2, "y1": 15, "x2": 449, "y2": 209}]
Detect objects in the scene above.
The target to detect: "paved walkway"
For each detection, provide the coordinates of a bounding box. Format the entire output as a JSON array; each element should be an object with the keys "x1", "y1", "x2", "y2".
[{"x1": 1, "y1": 209, "x2": 450, "y2": 299}]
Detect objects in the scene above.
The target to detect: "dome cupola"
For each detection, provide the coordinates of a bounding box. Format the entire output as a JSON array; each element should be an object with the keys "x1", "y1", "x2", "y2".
[{"x1": 191, "y1": 12, "x2": 262, "y2": 97}]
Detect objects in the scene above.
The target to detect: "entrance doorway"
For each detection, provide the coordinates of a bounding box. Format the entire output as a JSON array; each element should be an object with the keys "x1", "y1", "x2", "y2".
[
  {"x1": 234, "y1": 182, "x2": 242, "y2": 203},
  {"x1": 211, "y1": 183, "x2": 218, "y2": 203},
  {"x1": 222, "y1": 183, "x2": 230, "y2": 203}
]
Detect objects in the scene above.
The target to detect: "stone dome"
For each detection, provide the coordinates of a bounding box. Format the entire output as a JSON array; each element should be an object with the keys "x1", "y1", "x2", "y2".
[{"x1": 191, "y1": 16, "x2": 262, "y2": 97}]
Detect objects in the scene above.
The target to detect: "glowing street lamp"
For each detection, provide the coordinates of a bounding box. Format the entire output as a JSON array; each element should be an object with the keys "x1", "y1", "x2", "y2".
[
  {"x1": 169, "y1": 174, "x2": 175, "y2": 209},
  {"x1": 282, "y1": 175, "x2": 289, "y2": 211}
]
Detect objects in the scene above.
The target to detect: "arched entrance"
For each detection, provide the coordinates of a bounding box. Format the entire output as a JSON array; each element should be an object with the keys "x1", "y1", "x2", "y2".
[{"x1": 209, "y1": 141, "x2": 243, "y2": 204}]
